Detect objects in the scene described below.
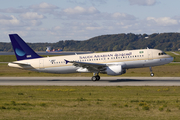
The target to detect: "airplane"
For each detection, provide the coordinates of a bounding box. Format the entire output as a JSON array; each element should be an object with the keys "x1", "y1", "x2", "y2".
[
  {"x1": 46, "y1": 46, "x2": 63, "y2": 53},
  {"x1": 8, "y1": 34, "x2": 173, "y2": 81}
]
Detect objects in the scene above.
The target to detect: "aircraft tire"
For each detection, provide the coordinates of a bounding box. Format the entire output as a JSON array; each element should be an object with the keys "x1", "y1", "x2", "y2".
[
  {"x1": 150, "y1": 73, "x2": 154, "y2": 77},
  {"x1": 96, "y1": 75, "x2": 100, "y2": 81},
  {"x1": 91, "y1": 76, "x2": 97, "y2": 81}
]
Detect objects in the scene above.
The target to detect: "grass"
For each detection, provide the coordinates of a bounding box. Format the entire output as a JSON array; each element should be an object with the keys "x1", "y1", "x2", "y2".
[
  {"x1": 166, "y1": 51, "x2": 180, "y2": 62},
  {"x1": 1, "y1": 86, "x2": 180, "y2": 119},
  {"x1": 0, "y1": 55, "x2": 17, "y2": 62}
]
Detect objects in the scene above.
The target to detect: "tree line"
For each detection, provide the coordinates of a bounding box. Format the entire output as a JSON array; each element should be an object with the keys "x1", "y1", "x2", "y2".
[{"x1": 1, "y1": 33, "x2": 180, "y2": 52}]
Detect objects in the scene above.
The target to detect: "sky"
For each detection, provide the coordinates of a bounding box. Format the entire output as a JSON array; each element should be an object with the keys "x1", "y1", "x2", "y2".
[{"x1": 0, "y1": 0, "x2": 180, "y2": 42}]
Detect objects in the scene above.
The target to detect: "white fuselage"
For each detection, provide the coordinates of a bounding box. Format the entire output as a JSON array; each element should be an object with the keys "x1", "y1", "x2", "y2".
[{"x1": 8, "y1": 49, "x2": 173, "y2": 74}]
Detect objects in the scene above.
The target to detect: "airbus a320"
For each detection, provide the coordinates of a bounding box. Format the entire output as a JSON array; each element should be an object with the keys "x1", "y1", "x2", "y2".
[{"x1": 8, "y1": 34, "x2": 173, "y2": 81}]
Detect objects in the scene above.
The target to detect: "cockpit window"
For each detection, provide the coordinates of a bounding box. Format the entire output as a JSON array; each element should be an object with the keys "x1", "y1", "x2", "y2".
[
  {"x1": 163, "y1": 52, "x2": 167, "y2": 55},
  {"x1": 158, "y1": 52, "x2": 167, "y2": 56}
]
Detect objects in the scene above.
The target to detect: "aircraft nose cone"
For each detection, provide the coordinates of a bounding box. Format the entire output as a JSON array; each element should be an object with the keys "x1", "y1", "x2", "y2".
[{"x1": 167, "y1": 55, "x2": 174, "y2": 62}]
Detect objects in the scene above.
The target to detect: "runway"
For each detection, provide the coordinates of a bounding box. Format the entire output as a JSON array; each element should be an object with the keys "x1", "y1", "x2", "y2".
[{"x1": 0, "y1": 77, "x2": 180, "y2": 86}]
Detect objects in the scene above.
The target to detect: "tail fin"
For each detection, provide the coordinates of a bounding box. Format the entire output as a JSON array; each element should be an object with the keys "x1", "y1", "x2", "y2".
[{"x1": 9, "y1": 34, "x2": 41, "y2": 61}]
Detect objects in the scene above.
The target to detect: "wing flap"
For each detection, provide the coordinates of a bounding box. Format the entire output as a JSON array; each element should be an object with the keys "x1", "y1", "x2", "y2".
[{"x1": 65, "y1": 59, "x2": 107, "y2": 72}]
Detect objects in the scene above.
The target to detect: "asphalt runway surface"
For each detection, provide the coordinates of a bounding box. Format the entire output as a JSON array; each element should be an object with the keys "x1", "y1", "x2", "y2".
[{"x1": 0, "y1": 77, "x2": 180, "y2": 86}]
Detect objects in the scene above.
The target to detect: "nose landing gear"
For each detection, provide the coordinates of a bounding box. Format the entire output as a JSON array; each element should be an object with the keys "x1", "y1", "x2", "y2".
[{"x1": 149, "y1": 67, "x2": 154, "y2": 77}]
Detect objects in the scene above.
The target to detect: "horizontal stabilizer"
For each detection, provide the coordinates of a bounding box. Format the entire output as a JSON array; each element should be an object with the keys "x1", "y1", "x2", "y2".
[{"x1": 9, "y1": 62, "x2": 31, "y2": 66}]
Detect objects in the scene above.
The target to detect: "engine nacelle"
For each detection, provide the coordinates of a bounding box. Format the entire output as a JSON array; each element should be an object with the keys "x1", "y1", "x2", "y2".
[
  {"x1": 76, "y1": 68, "x2": 89, "y2": 72},
  {"x1": 105, "y1": 65, "x2": 126, "y2": 76}
]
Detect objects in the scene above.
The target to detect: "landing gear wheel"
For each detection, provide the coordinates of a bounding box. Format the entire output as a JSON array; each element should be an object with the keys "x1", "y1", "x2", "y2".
[
  {"x1": 91, "y1": 72, "x2": 101, "y2": 81},
  {"x1": 149, "y1": 67, "x2": 154, "y2": 77},
  {"x1": 150, "y1": 73, "x2": 154, "y2": 77},
  {"x1": 91, "y1": 76, "x2": 97, "y2": 81},
  {"x1": 96, "y1": 75, "x2": 100, "y2": 81}
]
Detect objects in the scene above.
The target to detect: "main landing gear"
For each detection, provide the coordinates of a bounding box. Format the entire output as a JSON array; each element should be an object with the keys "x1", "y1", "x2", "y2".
[
  {"x1": 91, "y1": 73, "x2": 100, "y2": 81},
  {"x1": 149, "y1": 67, "x2": 154, "y2": 77}
]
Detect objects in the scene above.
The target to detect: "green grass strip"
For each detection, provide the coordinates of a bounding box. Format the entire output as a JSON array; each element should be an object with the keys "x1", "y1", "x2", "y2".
[{"x1": 0, "y1": 86, "x2": 180, "y2": 120}]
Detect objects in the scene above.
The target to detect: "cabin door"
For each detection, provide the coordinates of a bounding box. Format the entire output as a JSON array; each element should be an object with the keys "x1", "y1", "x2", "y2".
[
  {"x1": 148, "y1": 50, "x2": 153, "y2": 60},
  {"x1": 39, "y1": 60, "x2": 44, "y2": 69}
]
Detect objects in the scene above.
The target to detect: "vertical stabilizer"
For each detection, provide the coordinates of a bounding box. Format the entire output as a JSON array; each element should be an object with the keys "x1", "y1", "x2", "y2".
[{"x1": 9, "y1": 34, "x2": 41, "y2": 61}]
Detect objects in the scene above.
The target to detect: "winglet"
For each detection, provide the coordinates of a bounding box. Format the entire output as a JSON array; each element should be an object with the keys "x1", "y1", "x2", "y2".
[
  {"x1": 9, "y1": 34, "x2": 42, "y2": 61},
  {"x1": 64, "y1": 59, "x2": 70, "y2": 64}
]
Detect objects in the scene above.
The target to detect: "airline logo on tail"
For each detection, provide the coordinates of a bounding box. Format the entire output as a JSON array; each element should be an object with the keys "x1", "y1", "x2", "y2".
[{"x1": 15, "y1": 48, "x2": 26, "y2": 56}]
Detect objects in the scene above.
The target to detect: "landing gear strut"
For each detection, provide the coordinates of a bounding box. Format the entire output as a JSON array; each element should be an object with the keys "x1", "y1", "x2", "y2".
[
  {"x1": 91, "y1": 73, "x2": 100, "y2": 81},
  {"x1": 149, "y1": 67, "x2": 154, "y2": 77}
]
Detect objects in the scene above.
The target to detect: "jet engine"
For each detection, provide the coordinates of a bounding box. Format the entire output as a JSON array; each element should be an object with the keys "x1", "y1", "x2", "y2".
[{"x1": 105, "y1": 65, "x2": 126, "y2": 76}]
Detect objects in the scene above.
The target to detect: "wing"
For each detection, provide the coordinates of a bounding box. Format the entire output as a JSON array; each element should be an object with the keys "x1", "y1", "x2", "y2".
[{"x1": 65, "y1": 59, "x2": 107, "y2": 72}]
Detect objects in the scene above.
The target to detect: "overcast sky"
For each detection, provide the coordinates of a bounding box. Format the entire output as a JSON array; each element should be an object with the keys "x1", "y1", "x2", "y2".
[{"x1": 0, "y1": 0, "x2": 180, "y2": 42}]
